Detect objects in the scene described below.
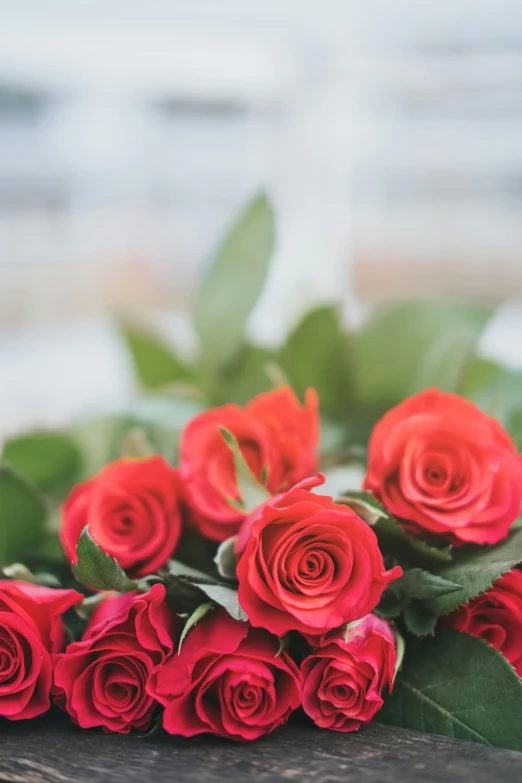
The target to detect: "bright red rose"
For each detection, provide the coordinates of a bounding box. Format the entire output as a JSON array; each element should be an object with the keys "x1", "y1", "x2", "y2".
[
  {"x1": 148, "y1": 609, "x2": 302, "y2": 741},
  {"x1": 179, "y1": 386, "x2": 319, "y2": 542},
  {"x1": 0, "y1": 581, "x2": 81, "y2": 720},
  {"x1": 364, "y1": 388, "x2": 522, "y2": 545},
  {"x1": 60, "y1": 456, "x2": 183, "y2": 579},
  {"x1": 301, "y1": 613, "x2": 396, "y2": 732},
  {"x1": 443, "y1": 569, "x2": 522, "y2": 676},
  {"x1": 53, "y1": 584, "x2": 176, "y2": 733},
  {"x1": 236, "y1": 475, "x2": 401, "y2": 637}
]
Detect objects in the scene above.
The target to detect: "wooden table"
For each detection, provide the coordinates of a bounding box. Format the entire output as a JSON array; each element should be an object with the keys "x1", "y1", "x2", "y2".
[{"x1": 2, "y1": 715, "x2": 522, "y2": 783}]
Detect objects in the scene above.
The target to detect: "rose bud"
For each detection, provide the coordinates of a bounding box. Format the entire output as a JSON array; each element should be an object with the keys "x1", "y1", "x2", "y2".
[
  {"x1": 236, "y1": 475, "x2": 401, "y2": 637},
  {"x1": 147, "y1": 609, "x2": 302, "y2": 741},
  {"x1": 53, "y1": 584, "x2": 176, "y2": 733},
  {"x1": 364, "y1": 388, "x2": 522, "y2": 546},
  {"x1": 301, "y1": 613, "x2": 397, "y2": 732},
  {"x1": 179, "y1": 385, "x2": 319, "y2": 542},
  {"x1": 60, "y1": 456, "x2": 183, "y2": 579},
  {"x1": 0, "y1": 581, "x2": 81, "y2": 720},
  {"x1": 442, "y1": 569, "x2": 522, "y2": 676}
]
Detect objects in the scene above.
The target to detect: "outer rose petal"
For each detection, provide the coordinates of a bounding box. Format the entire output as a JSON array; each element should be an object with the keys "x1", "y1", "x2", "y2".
[
  {"x1": 147, "y1": 609, "x2": 302, "y2": 741},
  {"x1": 364, "y1": 388, "x2": 522, "y2": 545},
  {"x1": 60, "y1": 456, "x2": 183, "y2": 578},
  {"x1": 179, "y1": 386, "x2": 320, "y2": 543},
  {"x1": 0, "y1": 582, "x2": 82, "y2": 653},
  {"x1": 301, "y1": 613, "x2": 396, "y2": 732},
  {"x1": 52, "y1": 584, "x2": 177, "y2": 733},
  {"x1": 0, "y1": 581, "x2": 77, "y2": 720},
  {"x1": 236, "y1": 475, "x2": 401, "y2": 636},
  {"x1": 247, "y1": 386, "x2": 319, "y2": 485},
  {"x1": 442, "y1": 569, "x2": 522, "y2": 676}
]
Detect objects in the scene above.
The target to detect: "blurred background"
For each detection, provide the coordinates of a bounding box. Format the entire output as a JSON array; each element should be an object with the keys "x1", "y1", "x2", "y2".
[{"x1": 1, "y1": 0, "x2": 522, "y2": 436}]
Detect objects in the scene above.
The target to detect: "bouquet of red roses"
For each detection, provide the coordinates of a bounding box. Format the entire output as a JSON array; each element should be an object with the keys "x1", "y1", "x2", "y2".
[{"x1": 2, "y1": 196, "x2": 522, "y2": 749}]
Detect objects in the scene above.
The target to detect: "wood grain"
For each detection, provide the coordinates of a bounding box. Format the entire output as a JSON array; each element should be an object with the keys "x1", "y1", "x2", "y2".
[{"x1": 1, "y1": 714, "x2": 521, "y2": 783}]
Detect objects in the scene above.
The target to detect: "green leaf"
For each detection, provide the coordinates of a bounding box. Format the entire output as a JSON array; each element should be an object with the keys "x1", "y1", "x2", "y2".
[
  {"x1": 195, "y1": 193, "x2": 275, "y2": 372},
  {"x1": 167, "y1": 559, "x2": 216, "y2": 583},
  {"x1": 75, "y1": 592, "x2": 107, "y2": 621},
  {"x1": 120, "y1": 321, "x2": 195, "y2": 390},
  {"x1": 2, "y1": 562, "x2": 60, "y2": 588},
  {"x1": 354, "y1": 301, "x2": 493, "y2": 411},
  {"x1": 220, "y1": 427, "x2": 270, "y2": 513},
  {"x1": 212, "y1": 343, "x2": 280, "y2": 406},
  {"x1": 279, "y1": 305, "x2": 353, "y2": 418},
  {"x1": 166, "y1": 559, "x2": 247, "y2": 621},
  {"x1": 336, "y1": 492, "x2": 452, "y2": 567},
  {"x1": 403, "y1": 601, "x2": 438, "y2": 636},
  {"x1": 393, "y1": 628, "x2": 405, "y2": 680},
  {"x1": 396, "y1": 568, "x2": 462, "y2": 600},
  {"x1": 72, "y1": 526, "x2": 136, "y2": 592},
  {"x1": 197, "y1": 583, "x2": 248, "y2": 621},
  {"x1": 378, "y1": 630, "x2": 522, "y2": 750},
  {"x1": 178, "y1": 602, "x2": 214, "y2": 653},
  {"x1": 139, "y1": 713, "x2": 164, "y2": 741},
  {"x1": 375, "y1": 590, "x2": 404, "y2": 619},
  {"x1": 425, "y1": 527, "x2": 522, "y2": 617},
  {"x1": 2, "y1": 432, "x2": 81, "y2": 492},
  {"x1": 336, "y1": 491, "x2": 389, "y2": 526},
  {"x1": 460, "y1": 356, "x2": 522, "y2": 449},
  {"x1": 214, "y1": 536, "x2": 238, "y2": 581},
  {"x1": 0, "y1": 465, "x2": 46, "y2": 565}
]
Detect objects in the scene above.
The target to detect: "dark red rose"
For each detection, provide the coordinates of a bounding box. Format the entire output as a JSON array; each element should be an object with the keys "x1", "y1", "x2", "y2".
[
  {"x1": 179, "y1": 386, "x2": 319, "y2": 542},
  {"x1": 443, "y1": 569, "x2": 522, "y2": 676},
  {"x1": 53, "y1": 584, "x2": 176, "y2": 733},
  {"x1": 236, "y1": 475, "x2": 401, "y2": 637},
  {"x1": 301, "y1": 613, "x2": 396, "y2": 732},
  {"x1": 60, "y1": 456, "x2": 183, "y2": 578},
  {"x1": 147, "y1": 609, "x2": 302, "y2": 741},
  {"x1": 364, "y1": 388, "x2": 522, "y2": 546},
  {"x1": 0, "y1": 581, "x2": 81, "y2": 720}
]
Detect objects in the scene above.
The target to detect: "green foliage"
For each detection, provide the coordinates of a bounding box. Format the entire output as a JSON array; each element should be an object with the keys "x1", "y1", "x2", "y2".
[
  {"x1": 195, "y1": 193, "x2": 275, "y2": 374},
  {"x1": 178, "y1": 602, "x2": 214, "y2": 652},
  {"x1": 194, "y1": 582, "x2": 247, "y2": 621},
  {"x1": 378, "y1": 631, "x2": 522, "y2": 750},
  {"x1": 212, "y1": 343, "x2": 280, "y2": 406},
  {"x1": 2, "y1": 562, "x2": 60, "y2": 588},
  {"x1": 214, "y1": 535, "x2": 238, "y2": 581},
  {"x1": 279, "y1": 305, "x2": 353, "y2": 418},
  {"x1": 72, "y1": 526, "x2": 136, "y2": 592},
  {"x1": 120, "y1": 321, "x2": 195, "y2": 390},
  {"x1": 0, "y1": 465, "x2": 46, "y2": 566},
  {"x1": 402, "y1": 601, "x2": 438, "y2": 636},
  {"x1": 460, "y1": 355, "x2": 522, "y2": 448},
  {"x1": 423, "y1": 527, "x2": 522, "y2": 617},
  {"x1": 166, "y1": 559, "x2": 247, "y2": 621},
  {"x1": 337, "y1": 492, "x2": 452, "y2": 568},
  {"x1": 353, "y1": 301, "x2": 493, "y2": 414},
  {"x1": 219, "y1": 427, "x2": 270, "y2": 513},
  {"x1": 2, "y1": 432, "x2": 82, "y2": 492},
  {"x1": 395, "y1": 568, "x2": 462, "y2": 600}
]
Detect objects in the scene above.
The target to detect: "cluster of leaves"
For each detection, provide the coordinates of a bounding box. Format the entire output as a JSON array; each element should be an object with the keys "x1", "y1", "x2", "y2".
[
  {"x1": 339, "y1": 492, "x2": 522, "y2": 749},
  {"x1": 2, "y1": 193, "x2": 522, "y2": 750}
]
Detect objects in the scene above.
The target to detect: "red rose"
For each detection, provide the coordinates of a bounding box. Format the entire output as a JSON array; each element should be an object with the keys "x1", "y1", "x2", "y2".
[
  {"x1": 60, "y1": 456, "x2": 183, "y2": 578},
  {"x1": 0, "y1": 581, "x2": 81, "y2": 720},
  {"x1": 443, "y1": 569, "x2": 522, "y2": 676},
  {"x1": 364, "y1": 388, "x2": 522, "y2": 545},
  {"x1": 301, "y1": 613, "x2": 396, "y2": 732},
  {"x1": 148, "y1": 609, "x2": 302, "y2": 741},
  {"x1": 179, "y1": 386, "x2": 319, "y2": 542},
  {"x1": 53, "y1": 584, "x2": 176, "y2": 733},
  {"x1": 236, "y1": 475, "x2": 401, "y2": 637}
]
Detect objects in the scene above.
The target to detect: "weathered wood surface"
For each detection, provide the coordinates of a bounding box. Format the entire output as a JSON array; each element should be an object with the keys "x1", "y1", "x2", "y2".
[{"x1": 2, "y1": 714, "x2": 522, "y2": 783}]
